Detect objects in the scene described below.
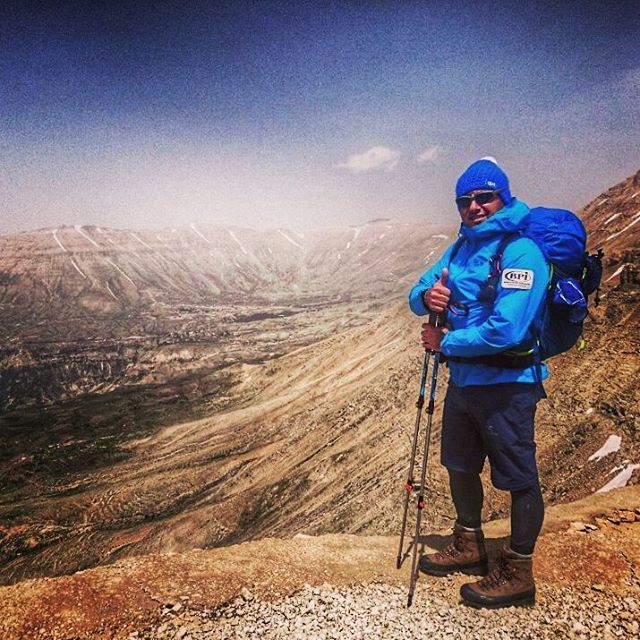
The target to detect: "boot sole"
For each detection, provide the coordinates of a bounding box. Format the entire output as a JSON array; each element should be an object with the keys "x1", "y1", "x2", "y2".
[
  {"x1": 460, "y1": 586, "x2": 536, "y2": 609},
  {"x1": 419, "y1": 561, "x2": 489, "y2": 577}
]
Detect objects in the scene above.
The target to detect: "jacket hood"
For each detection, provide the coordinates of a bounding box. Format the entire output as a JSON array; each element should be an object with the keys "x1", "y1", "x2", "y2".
[{"x1": 459, "y1": 199, "x2": 530, "y2": 240}]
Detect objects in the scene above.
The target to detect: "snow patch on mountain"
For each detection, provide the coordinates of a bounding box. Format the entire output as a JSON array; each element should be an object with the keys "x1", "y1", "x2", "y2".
[
  {"x1": 588, "y1": 435, "x2": 622, "y2": 462},
  {"x1": 131, "y1": 233, "x2": 153, "y2": 250},
  {"x1": 604, "y1": 212, "x2": 622, "y2": 226},
  {"x1": 278, "y1": 229, "x2": 303, "y2": 249},
  {"x1": 423, "y1": 249, "x2": 436, "y2": 264},
  {"x1": 190, "y1": 223, "x2": 211, "y2": 244},
  {"x1": 606, "y1": 265, "x2": 626, "y2": 282},
  {"x1": 106, "y1": 259, "x2": 136, "y2": 286},
  {"x1": 228, "y1": 230, "x2": 249, "y2": 256},
  {"x1": 52, "y1": 229, "x2": 68, "y2": 253},
  {"x1": 75, "y1": 225, "x2": 100, "y2": 248},
  {"x1": 605, "y1": 211, "x2": 640, "y2": 241},
  {"x1": 596, "y1": 464, "x2": 640, "y2": 493},
  {"x1": 70, "y1": 258, "x2": 87, "y2": 279}
]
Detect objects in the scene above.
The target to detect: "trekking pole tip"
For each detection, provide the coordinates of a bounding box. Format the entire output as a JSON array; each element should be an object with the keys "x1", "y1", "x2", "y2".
[{"x1": 407, "y1": 593, "x2": 413, "y2": 608}]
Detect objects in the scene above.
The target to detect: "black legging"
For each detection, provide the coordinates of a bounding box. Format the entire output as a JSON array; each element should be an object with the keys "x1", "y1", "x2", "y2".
[{"x1": 449, "y1": 469, "x2": 544, "y2": 555}]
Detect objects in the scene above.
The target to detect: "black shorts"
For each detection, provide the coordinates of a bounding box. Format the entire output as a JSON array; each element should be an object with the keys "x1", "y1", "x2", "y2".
[{"x1": 440, "y1": 382, "x2": 545, "y2": 491}]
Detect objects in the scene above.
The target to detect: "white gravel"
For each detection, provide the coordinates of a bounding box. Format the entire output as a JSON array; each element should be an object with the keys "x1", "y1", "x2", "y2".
[{"x1": 130, "y1": 579, "x2": 639, "y2": 640}]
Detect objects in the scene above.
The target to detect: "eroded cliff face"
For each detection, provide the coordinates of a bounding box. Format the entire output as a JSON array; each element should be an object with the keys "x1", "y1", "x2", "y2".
[{"x1": 580, "y1": 170, "x2": 640, "y2": 261}]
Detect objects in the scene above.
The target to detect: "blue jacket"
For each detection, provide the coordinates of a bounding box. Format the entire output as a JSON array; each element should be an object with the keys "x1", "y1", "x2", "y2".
[{"x1": 409, "y1": 200, "x2": 549, "y2": 387}]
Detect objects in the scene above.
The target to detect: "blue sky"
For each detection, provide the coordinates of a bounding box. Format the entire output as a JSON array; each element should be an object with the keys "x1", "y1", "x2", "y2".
[{"x1": 1, "y1": 0, "x2": 639, "y2": 233}]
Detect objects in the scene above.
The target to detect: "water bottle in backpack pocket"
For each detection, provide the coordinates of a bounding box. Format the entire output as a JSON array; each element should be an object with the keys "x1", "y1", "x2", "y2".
[{"x1": 539, "y1": 276, "x2": 587, "y2": 360}]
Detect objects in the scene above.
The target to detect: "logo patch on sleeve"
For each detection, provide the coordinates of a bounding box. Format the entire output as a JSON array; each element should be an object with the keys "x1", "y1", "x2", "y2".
[{"x1": 501, "y1": 268, "x2": 534, "y2": 290}]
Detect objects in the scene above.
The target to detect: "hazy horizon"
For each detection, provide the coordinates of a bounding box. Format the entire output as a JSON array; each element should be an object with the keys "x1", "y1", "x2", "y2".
[
  {"x1": 0, "y1": 213, "x2": 458, "y2": 237},
  {"x1": 2, "y1": 1, "x2": 639, "y2": 235}
]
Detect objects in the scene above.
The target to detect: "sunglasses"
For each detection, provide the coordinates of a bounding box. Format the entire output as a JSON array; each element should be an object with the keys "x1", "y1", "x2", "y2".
[{"x1": 455, "y1": 189, "x2": 503, "y2": 209}]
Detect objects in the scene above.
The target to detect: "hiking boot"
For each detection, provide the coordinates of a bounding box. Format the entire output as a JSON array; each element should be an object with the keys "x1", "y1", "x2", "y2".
[
  {"x1": 460, "y1": 545, "x2": 536, "y2": 609},
  {"x1": 419, "y1": 523, "x2": 488, "y2": 577}
]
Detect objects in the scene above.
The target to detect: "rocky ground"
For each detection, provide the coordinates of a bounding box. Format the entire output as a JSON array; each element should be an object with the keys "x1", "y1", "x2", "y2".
[
  {"x1": 135, "y1": 581, "x2": 637, "y2": 640},
  {"x1": 2, "y1": 487, "x2": 638, "y2": 640}
]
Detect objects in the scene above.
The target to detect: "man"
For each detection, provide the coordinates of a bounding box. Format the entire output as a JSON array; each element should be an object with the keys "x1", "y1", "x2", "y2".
[{"x1": 408, "y1": 158, "x2": 548, "y2": 609}]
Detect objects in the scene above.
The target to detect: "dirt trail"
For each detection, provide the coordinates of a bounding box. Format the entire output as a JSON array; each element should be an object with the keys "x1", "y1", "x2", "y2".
[{"x1": 2, "y1": 486, "x2": 638, "y2": 640}]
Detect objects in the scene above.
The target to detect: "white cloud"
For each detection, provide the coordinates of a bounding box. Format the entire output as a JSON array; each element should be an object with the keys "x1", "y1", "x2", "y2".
[
  {"x1": 417, "y1": 145, "x2": 441, "y2": 165},
  {"x1": 336, "y1": 146, "x2": 401, "y2": 173}
]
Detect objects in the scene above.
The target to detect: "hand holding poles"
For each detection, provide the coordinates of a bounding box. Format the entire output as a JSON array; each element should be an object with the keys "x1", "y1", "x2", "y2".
[
  {"x1": 421, "y1": 272, "x2": 449, "y2": 351},
  {"x1": 421, "y1": 311, "x2": 448, "y2": 352}
]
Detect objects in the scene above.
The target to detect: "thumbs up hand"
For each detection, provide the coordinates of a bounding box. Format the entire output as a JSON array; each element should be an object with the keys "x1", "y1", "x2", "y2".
[{"x1": 423, "y1": 268, "x2": 451, "y2": 313}]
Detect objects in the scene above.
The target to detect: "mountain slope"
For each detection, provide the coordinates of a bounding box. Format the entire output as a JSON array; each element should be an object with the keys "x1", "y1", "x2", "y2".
[
  {"x1": 580, "y1": 169, "x2": 640, "y2": 263},
  {"x1": 0, "y1": 220, "x2": 454, "y2": 318},
  {"x1": 0, "y1": 219, "x2": 454, "y2": 411},
  {"x1": 2, "y1": 283, "x2": 637, "y2": 584},
  {"x1": 1, "y1": 171, "x2": 638, "y2": 588}
]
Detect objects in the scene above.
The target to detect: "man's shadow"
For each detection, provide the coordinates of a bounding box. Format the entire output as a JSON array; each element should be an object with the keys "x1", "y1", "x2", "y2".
[{"x1": 398, "y1": 531, "x2": 510, "y2": 569}]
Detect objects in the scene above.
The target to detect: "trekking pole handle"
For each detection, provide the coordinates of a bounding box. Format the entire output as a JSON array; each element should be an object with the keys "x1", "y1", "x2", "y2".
[
  {"x1": 424, "y1": 312, "x2": 446, "y2": 358},
  {"x1": 427, "y1": 312, "x2": 444, "y2": 328}
]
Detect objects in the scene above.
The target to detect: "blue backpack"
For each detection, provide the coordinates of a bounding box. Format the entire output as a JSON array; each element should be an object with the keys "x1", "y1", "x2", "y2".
[{"x1": 485, "y1": 207, "x2": 603, "y2": 361}]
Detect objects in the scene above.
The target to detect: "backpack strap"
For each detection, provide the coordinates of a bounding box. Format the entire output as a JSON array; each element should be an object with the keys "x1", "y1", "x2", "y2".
[
  {"x1": 446, "y1": 231, "x2": 538, "y2": 369},
  {"x1": 477, "y1": 232, "x2": 521, "y2": 303}
]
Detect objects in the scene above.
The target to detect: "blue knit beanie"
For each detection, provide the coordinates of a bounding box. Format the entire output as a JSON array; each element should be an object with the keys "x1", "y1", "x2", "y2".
[{"x1": 455, "y1": 158, "x2": 512, "y2": 205}]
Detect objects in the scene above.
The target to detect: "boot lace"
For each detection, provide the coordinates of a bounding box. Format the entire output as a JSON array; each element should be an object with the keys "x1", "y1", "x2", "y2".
[
  {"x1": 438, "y1": 529, "x2": 465, "y2": 558},
  {"x1": 478, "y1": 557, "x2": 513, "y2": 589}
]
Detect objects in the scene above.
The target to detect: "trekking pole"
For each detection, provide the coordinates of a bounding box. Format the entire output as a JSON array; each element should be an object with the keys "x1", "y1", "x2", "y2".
[
  {"x1": 396, "y1": 347, "x2": 431, "y2": 570},
  {"x1": 406, "y1": 313, "x2": 443, "y2": 607}
]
